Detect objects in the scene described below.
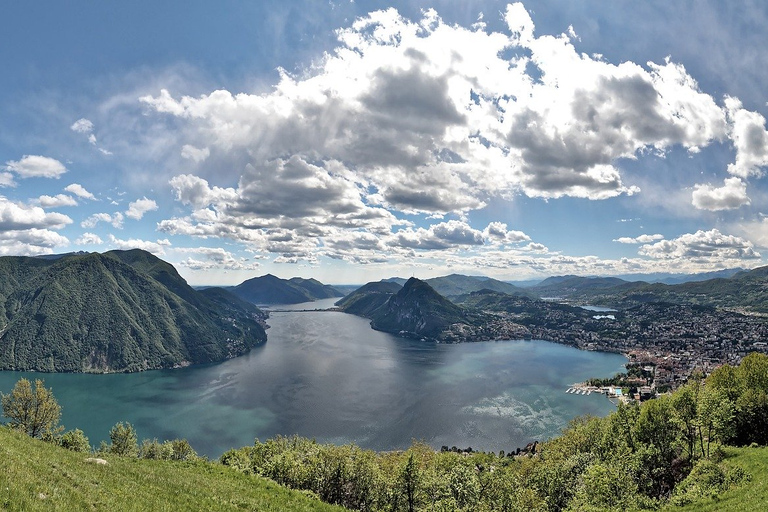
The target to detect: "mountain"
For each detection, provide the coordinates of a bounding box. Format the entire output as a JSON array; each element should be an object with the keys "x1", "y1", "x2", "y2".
[
  {"x1": 366, "y1": 278, "x2": 476, "y2": 340},
  {"x1": 231, "y1": 274, "x2": 343, "y2": 305},
  {"x1": 613, "y1": 268, "x2": 745, "y2": 285},
  {"x1": 0, "y1": 250, "x2": 267, "y2": 373},
  {"x1": 335, "y1": 280, "x2": 403, "y2": 316},
  {"x1": 530, "y1": 275, "x2": 633, "y2": 297},
  {"x1": 424, "y1": 274, "x2": 534, "y2": 299},
  {"x1": 287, "y1": 277, "x2": 343, "y2": 299},
  {"x1": 615, "y1": 265, "x2": 768, "y2": 312}
]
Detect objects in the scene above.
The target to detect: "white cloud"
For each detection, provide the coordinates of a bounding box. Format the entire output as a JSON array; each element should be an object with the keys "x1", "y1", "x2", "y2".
[
  {"x1": 692, "y1": 177, "x2": 750, "y2": 211},
  {"x1": 173, "y1": 246, "x2": 261, "y2": 271},
  {"x1": 169, "y1": 174, "x2": 237, "y2": 209},
  {"x1": 125, "y1": 197, "x2": 158, "y2": 220},
  {"x1": 70, "y1": 118, "x2": 94, "y2": 133},
  {"x1": 639, "y1": 229, "x2": 759, "y2": 261},
  {"x1": 483, "y1": 221, "x2": 531, "y2": 244},
  {"x1": 81, "y1": 212, "x2": 124, "y2": 229},
  {"x1": 38, "y1": 194, "x2": 78, "y2": 208},
  {"x1": 725, "y1": 97, "x2": 768, "y2": 178},
  {"x1": 5, "y1": 155, "x2": 67, "y2": 179},
  {"x1": 0, "y1": 229, "x2": 69, "y2": 256},
  {"x1": 180, "y1": 144, "x2": 210, "y2": 163},
  {"x1": 0, "y1": 197, "x2": 72, "y2": 231},
  {"x1": 394, "y1": 220, "x2": 485, "y2": 250},
  {"x1": 75, "y1": 232, "x2": 103, "y2": 245},
  {"x1": 65, "y1": 183, "x2": 97, "y2": 200},
  {"x1": 0, "y1": 172, "x2": 15, "y2": 187},
  {"x1": 108, "y1": 234, "x2": 170, "y2": 255},
  {"x1": 613, "y1": 234, "x2": 665, "y2": 244},
  {"x1": 141, "y1": 4, "x2": 732, "y2": 210}
]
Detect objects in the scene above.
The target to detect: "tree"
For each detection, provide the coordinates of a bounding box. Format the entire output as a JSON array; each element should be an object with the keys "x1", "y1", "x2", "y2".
[
  {"x1": 399, "y1": 452, "x2": 421, "y2": 512},
  {"x1": 1, "y1": 378, "x2": 62, "y2": 439},
  {"x1": 108, "y1": 422, "x2": 138, "y2": 457}
]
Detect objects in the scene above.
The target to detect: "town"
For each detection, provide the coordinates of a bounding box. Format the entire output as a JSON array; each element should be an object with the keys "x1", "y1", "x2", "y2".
[{"x1": 458, "y1": 296, "x2": 768, "y2": 399}]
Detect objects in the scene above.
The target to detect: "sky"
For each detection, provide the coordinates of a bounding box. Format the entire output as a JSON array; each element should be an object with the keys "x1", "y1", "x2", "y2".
[{"x1": 2, "y1": 1, "x2": 768, "y2": 285}]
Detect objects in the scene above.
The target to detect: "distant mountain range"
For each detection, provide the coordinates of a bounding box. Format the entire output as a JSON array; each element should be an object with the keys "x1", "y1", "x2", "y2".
[
  {"x1": 230, "y1": 274, "x2": 344, "y2": 305},
  {"x1": 0, "y1": 250, "x2": 267, "y2": 373}
]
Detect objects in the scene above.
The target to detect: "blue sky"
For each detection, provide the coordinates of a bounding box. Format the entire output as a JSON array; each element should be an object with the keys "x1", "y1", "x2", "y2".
[{"x1": 2, "y1": 1, "x2": 768, "y2": 285}]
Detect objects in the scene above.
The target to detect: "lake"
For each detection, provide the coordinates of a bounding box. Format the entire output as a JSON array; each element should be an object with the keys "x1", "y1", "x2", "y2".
[{"x1": 0, "y1": 299, "x2": 626, "y2": 458}]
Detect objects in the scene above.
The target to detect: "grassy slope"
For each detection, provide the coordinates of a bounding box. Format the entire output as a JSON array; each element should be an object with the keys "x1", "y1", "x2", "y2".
[
  {"x1": 669, "y1": 446, "x2": 768, "y2": 512},
  {"x1": 0, "y1": 428, "x2": 344, "y2": 512}
]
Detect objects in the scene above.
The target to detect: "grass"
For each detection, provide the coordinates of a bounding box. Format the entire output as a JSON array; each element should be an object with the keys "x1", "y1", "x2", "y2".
[
  {"x1": 0, "y1": 427, "x2": 345, "y2": 511},
  {"x1": 669, "y1": 446, "x2": 768, "y2": 512}
]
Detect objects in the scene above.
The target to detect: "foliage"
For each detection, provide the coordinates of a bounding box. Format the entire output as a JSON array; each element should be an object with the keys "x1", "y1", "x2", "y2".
[
  {"x1": 0, "y1": 250, "x2": 267, "y2": 372},
  {"x1": 59, "y1": 428, "x2": 91, "y2": 453},
  {"x1": 0, "y1": 378, "x2": 62, "y2": 439},
  {"x1": 108, "y1": 422, "x2": 138, "y2": 457},
  {"x1": 0, "y1": 426, "x2": 343, "y2": 511}
]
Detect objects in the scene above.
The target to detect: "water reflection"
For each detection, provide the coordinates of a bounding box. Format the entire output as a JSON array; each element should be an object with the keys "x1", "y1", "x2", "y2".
[{"x1": 0, "y1": 304, "x2": 625, "y2": 457}]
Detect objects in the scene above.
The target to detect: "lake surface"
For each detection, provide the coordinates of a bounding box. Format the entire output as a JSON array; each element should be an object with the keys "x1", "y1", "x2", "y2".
[{"x1": 0, "y1": 299, "x2": 626, "y2": 458}]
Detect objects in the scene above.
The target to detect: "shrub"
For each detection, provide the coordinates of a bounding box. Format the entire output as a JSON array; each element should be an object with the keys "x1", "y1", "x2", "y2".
[
  {"x1": 60, "y1": 429, "x2": 91, "y2": 453},
  {"x1": 108, "y1": 422, "x2": 138, "y2": 457}
]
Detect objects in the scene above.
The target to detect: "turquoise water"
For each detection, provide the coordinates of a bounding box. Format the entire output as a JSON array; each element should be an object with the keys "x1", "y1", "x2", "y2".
[{"x1": 0, "y1": 302, "x2": 626, "y2": 457}]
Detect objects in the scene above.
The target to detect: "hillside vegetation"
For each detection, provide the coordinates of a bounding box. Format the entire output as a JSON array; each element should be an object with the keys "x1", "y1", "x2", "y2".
[
  {"x1": 0, "y1": 250, "x2": 267, "y2": 372},
  {"x1": 0, "y1": 427, "x2": 342, "y2": 512},
  {"x1": 231, "y1": 274, "x2": 343, "y2": 305}
]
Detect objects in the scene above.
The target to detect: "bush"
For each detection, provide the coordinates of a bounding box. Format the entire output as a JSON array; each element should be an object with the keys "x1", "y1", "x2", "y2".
[
  {"x1": 108, "y1": 422, "x2": 138, "y2": 457},
  {"x1": 60, "y1": 429, "x2": 91, "y2": 453},
  {"x1": 140, "y1": 438, "x2": 173, "y2": 460}
]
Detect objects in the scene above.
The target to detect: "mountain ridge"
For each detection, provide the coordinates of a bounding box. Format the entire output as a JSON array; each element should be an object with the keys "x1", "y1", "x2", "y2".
[{"x1": 0, "y1": 250, "x2": 267, "y2": 373}]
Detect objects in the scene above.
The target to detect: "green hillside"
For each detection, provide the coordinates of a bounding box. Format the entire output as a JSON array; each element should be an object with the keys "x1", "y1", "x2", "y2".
[
  {"x1": 0, "y1": 427, "x2": 343, "y2": 512},
  {"x1": 0, "y1": 251, "x2": 267, "y2": 372},
  {"x1": 335, "y1": 280, "x2": 402, "y2": 316},
  {"x1": 232, "y1": 274, "x2": 343, "y2": 305},
  {"x1": 424, "y1": 273, "x2": 534, "y2": 299},
  {"x1": 368, "y1": 278, "x2": 479, "y2": 340},
  {"x1": 669, "y1": 446, "x2": 768, "y2": 511}
]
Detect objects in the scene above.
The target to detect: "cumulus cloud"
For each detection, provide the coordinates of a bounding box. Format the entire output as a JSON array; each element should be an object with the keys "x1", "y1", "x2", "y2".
[
  {"x1": 395, "y1": 220, "x2": 485, "y2": 250},
  {"x1": 38, "y1": 194, "x2": 78, "y2": 208},
  {"x1": 173, "y1": 246, "x2": 261, "y2": 271},
  {"x1": 70, "y1": 118, "x2": 94, "y2": 134},
  {"x1": 639, "y1": 229, "x2": 759, "y2": 261},
  {"x1": 613, "y1": 234, "x2": 665, "y2": 244},
  {"x1": 65, "y1": 183, "x2": 97, "y2": 200},
  {"x1": 692, "y1": 177, "x2": 750, "y2": 211},
  {"x1": 0, "y1": 172, "x2": 16, "y2": 187},
  {"x1": 483, "y1": 221, "x2": 531, "y2": 244},
  {"x1": 180, "y1": 144, "x2": 210, "y2": 163},
  {"x1": 0, "y1": 229, "x2": 69, "y2": 256},
  {"x1": 75, "y1": 232, "x2": 103, "y2": 245},
  {"x1": 725, "y1": 97, "x2": 768, "y2": 178},
  {"x1": 125, "y1": 197, "x2": 158, "y2": 220},
  {"x1": 81, "y1": 212, "x2": 124, "y2": 229},
  {"x1": 141, "y1": 3, "x2": 744, "y2": 211},
  {"x1": 5, "y1": 155, "x2": 67, "y2": 179},
  {"x1": 0, "y1": 197, "x2": 72, "y2": 231},
  {"x1": 70, "y1": 118, "x2": 112, "y2": 155},
  {"x1": 108, "y1": 234, "x2": 170, "y2": 255}
]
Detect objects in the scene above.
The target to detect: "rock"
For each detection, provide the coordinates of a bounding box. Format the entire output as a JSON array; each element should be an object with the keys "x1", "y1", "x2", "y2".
[{"x1": 85, "y1": 457, "x2": 109, "y2": 465}]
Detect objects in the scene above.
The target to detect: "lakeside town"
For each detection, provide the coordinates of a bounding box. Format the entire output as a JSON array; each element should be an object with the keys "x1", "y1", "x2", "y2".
[{"x1": 470, "y1": 299, "x2": 768, "y2": 402}]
